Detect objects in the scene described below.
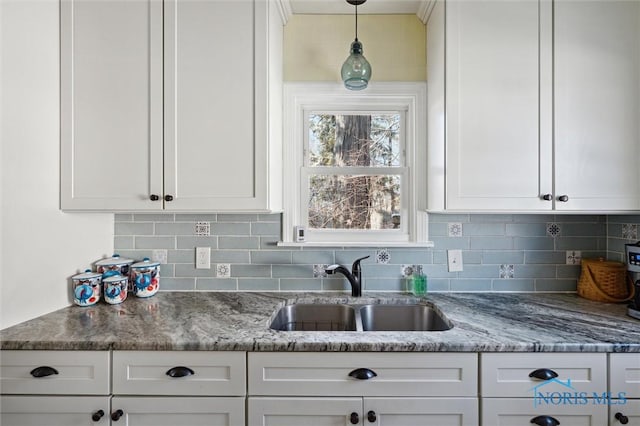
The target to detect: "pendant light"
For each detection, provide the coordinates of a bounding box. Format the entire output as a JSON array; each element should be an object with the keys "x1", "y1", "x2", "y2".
[{"x1": 341, "y1": 0, "x2": 371, "y2": 90}]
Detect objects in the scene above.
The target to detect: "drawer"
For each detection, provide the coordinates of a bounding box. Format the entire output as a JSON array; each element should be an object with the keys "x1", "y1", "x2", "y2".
[
  {"x1": 248, "y1": 352, "x2": 478, "y2": 397},
  {"x1": 482, "y1": 397, "x2": 607, "y2": 425},
  {"x1": 0, "y1": 350, "x2": 110, "y2": 395},
  {"x1": 112, "y1": 351, "x2": 246, "y2": 396},
  {"x1": 610, "y1": 353, "x2": 640, "y2": 398},
  {"x1": 481, "y1": 353, "x2": 607, "y2": 397}
]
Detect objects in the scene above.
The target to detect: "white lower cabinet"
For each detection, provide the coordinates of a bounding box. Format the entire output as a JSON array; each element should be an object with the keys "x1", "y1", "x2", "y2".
[
  {"x1": 0, "y1": 396, "x2": 110, "y2": 425},
  {"x1": 110, "y1": 351, "x2": 246, "y2": 425},
  {"x1": 247, "y1": 352, "x2": 479, "y2": 426},
  {"x1": 248, "y1": 397, "x2": 362, "y2": 426},
  {"x1": 483, "y1": 398, "x2": 607, "y2": 425},
  {"x1": 110, "y1": 396, "x2": 245, "y2": 425},
  {"x1": 0, "y1": 351, "x2": 111, "y2": 425},
  {"x1": 248, "y1": 397, "x2": 477, "y2": 426},
  {"x1": 611, "y1": 400, "x2": 640, "y2": 425},
  {"x1": 481, "y1": 353, "x2": 609, "y2": 426},
  {"x1": 610, "y1": 353, "x2": 640, "y2": 425}
]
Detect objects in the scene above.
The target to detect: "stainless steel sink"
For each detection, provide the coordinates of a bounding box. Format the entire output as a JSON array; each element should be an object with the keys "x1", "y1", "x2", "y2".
[
  {"x1": 269, "y1": 302, "x2": 452, "y2": 332},
  {"x1": 269, "y1": 304, "x2": 357, "y2": 331},
  {"x1": 359, "y1": 304, "x2": 452, "y2": 331}
]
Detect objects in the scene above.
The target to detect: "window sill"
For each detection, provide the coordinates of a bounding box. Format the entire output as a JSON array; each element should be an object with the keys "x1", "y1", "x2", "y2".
[{"x1": 277, "y1": 241, "x2": 434, "y2": 248}]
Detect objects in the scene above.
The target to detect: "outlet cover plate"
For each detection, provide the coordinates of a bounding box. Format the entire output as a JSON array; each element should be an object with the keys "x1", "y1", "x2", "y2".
[
  {"x1": 447, "y1": 249, "x2": 464, "y2": 272},
  {"x1": 195, "y1": 247, "x2": 211, "y2": 269}
]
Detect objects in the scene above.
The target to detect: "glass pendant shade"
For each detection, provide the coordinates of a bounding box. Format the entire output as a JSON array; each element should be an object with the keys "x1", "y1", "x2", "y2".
[{"x1": 341, "y1": 39, "x2": 371, "y2": 90}]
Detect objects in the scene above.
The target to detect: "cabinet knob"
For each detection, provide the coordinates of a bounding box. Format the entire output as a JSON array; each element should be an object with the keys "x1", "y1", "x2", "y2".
[
  {"x1": 166, "y1": 366, "x2": 195, "y2": 378},
  {"x1": 30, "y1": 366, "x2": 59, "y2": 378},
  {"x1": 541, "y1": 194, "x2": 552, "y2": 201},
  {"x1": 164, "y1": 194, "x2": 174, "y2": 202},
  {"x1": 350, "y1": 412, "x2": 359, "y2": 425},
  {"x1": 528, "y1": 368, "x2": 559, "y2": 381},
  {"x1": 615, "y1": 412, "x2": 629, "y2": 424},
  {"x1": 349, "y1": 368, "x2": 377, "y2": 380},
  {"x1": 92, "y1": 410, "x2": 105, "y2": 421},
  {"x1": 530, "y1": 415, "x2": 560, "y2": 426},
  {"x1": 557, "y1": 195, "x2": 569, "y2": 202},
  {"x1": 150, "y1": 194, "x2": 160, "y2": 201},
  {"x1": 367, "y1": 410, "x2": 377, "y2": 423},
  {"x1": 111, "y1": 409, "x2": 124, "y2": 421}
]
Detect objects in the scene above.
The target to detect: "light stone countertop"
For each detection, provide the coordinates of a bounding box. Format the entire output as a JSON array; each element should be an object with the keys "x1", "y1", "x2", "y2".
[{"x1": 1, "y1": 292, "x2": 638, "y2": 352}]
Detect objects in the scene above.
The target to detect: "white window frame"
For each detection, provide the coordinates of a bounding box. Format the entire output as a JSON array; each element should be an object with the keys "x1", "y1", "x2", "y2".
[{"x1": 281, "y1": 82, "x2": 431, "y2": 247}]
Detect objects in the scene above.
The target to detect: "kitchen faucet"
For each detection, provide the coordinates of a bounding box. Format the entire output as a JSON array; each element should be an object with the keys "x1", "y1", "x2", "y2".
[{"x1": 325, "y1": 256, "x2": 370, "y2": 297}]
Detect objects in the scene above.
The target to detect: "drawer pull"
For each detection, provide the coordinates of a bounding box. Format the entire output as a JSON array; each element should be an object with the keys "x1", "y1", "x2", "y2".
[
  {"x1": 350, "y1": 412, "x2": 359, "y2": 424},
  {"x1": 30, "y1": 366, "x2": 59, "y2": 378},
  {"x1": 348, "y1": 368, "x2": 377, "y2": 380},
  {"x1": 92, "y1": 410, "x2": 105, "y2": 421},
  {"x1": 111, "y1": 409, "x2": 124, "y2": 421},
  {"x1": 367, "y1": 410, "x2": 377, "y2": 423},
  {"x1": 166, "y1": 366, "x2": 195, "y2": 378},
  {"x1": 530, "y1": 415, "x2": 560, "y2": 426},
  {"x1": 615, "y1": 412, "x2": 629, "y2": 424},
  {"x1": 528, "y1": 368, "x2": 558, "y2": 381}
]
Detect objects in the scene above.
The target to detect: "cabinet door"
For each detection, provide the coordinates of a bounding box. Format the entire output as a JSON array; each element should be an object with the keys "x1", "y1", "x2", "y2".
[
  {"x1": 364, "y1": 397, "x2": 478, "y2": 426},
  {"x1": 554, "y1": 0, "x2": 640, "y2": 211},
  {"x1": 0, "y1": 396, "x2": 110, "y2": 425},
  {"x1": 611, "y1": 400, "x2": 640, "y2": 425},
  {"x1": 61, "y1": 0, "x2": 163, "y2": 210},
  {"x1": 248, "y1": 397, "x2": 362, "y2": 426},
  {"x1": 164, "y1": 0, "x2": 270, "y2": 211},
  {"x1": 110, "y1": 397, "x2": 244, "y2": 426},
  {"x1": 482, "y1": 398, "x2": 607, "y2": 425},
  {"x1": 445, "y1": 0, "x2": 553, "y2": 211},
  {"x1": 610, "y1": 353, "x2": 640, "y2": 399}
]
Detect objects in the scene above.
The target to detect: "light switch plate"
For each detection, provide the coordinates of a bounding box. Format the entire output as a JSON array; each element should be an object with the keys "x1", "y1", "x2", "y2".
[
  {"x1": 447, "y1": 249, "x2": 464, "y2": 272},
  {"x1": 195, "y1": 247, "x2": 211, "y2": 269}
]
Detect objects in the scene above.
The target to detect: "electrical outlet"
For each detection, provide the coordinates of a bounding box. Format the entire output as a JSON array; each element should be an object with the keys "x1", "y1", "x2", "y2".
[
  {"x1": 195, "y1": 247, "x2": 211, "y2": 269},
  {"x1": 447, "y1": 249, "x2": 464, "y2": 272},
  {"x1": 152, "y1": 249, "x2": 168, "y2": 264}
]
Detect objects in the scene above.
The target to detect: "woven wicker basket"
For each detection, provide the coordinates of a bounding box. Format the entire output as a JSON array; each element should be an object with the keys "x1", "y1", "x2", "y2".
[{"x1": 578, "y1": 258, "x2": 634, "y2": 302}]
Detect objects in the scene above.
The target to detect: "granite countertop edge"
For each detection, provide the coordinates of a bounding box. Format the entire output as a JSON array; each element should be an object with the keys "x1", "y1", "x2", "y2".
[{"x1": 1, "y1": 292, "x2": 639, "y2": 352}]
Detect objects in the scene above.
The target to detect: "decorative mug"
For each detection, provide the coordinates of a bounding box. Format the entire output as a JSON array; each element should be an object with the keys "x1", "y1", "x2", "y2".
[
  {"x1": 130, "y1": 258, "x2": 160, "y2": 298},
  {"x1": 103, "y1": 274, "x2": 128, "y2": 305},
  {"x1": 72, "y1": 269, "x2": 102, "y2": 306}
]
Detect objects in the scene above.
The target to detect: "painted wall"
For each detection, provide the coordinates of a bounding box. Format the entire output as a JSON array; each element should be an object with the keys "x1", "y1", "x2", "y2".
[
  {"x1": 284, "y1": 14, "x2": 426, "y2": 82},
  {"x1": 0, "y1": 0, "x2": 113, "y2": 329}
]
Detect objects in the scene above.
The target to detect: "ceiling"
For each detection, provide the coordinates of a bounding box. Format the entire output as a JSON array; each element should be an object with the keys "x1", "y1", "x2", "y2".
[{"x1": 287, "y1": 0, "x2": 428, "y2": 15}]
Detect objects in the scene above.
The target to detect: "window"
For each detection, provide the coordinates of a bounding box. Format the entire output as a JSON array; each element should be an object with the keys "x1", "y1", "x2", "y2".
[{"x1": 282, "y1": 83, "x2": 429, "y2": 246}]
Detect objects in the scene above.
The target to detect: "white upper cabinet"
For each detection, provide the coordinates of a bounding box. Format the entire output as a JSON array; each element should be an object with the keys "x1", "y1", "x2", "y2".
[
  {"x1": 443, "y1": 0, "x2": 552, "y2": 211},
  {"x1": 60, "y1": 0, "x2": 163, "y2": 211},
  {"x1": 61, "y1": 0, "x2": 283, "y2": 212},
  {"x1": 427, "y1": 0, "x2": 640, "y2": 212},
  {"x1": 553, "y1": 0, "x2": 640, "y2": 211}
]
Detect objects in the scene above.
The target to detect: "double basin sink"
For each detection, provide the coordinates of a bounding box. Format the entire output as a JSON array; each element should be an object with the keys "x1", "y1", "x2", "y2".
[{"x1": 269, "y1": 302, "x2": 452, "y2": 332}]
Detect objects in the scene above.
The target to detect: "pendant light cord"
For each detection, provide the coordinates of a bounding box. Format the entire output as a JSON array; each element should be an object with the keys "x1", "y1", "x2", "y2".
[{"x1": 355, "y1": 4, "x2": 358, "y2": 41}]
